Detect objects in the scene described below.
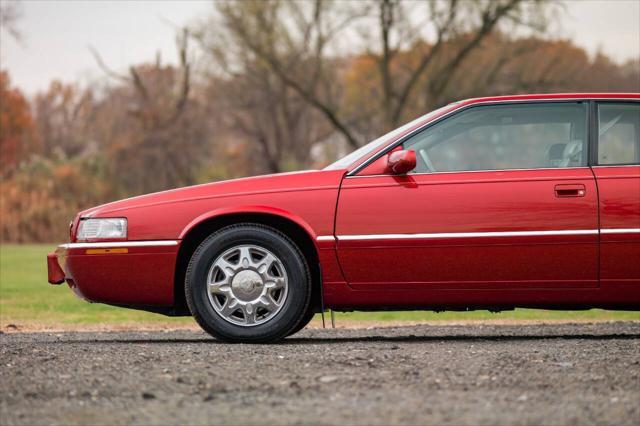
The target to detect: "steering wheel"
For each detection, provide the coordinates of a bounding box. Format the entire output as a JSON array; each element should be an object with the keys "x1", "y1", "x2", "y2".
[{"x1": 418, "y1": 148, "x2": 436, "y2": 172}]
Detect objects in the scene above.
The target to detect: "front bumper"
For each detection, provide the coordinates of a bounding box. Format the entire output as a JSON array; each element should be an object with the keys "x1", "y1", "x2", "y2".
[{"x1": 46, "y1": 241, "x2": 180, "y2": 306}]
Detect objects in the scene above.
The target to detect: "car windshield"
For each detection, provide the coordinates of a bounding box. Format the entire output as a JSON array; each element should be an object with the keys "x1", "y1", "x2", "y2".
[{"x1": 324, "y1": 104, "x2": 456, "y2": 170}]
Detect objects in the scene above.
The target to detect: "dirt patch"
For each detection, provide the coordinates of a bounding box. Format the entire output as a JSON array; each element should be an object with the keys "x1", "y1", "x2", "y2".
[
  {"x1": 0, "y1": 321, "x2": 201, "y2": 334},
  {"x1": 1, "y1": 322, "x2": 639, "y2": 425},
  {"x1": 3, "y1": 317, "x2": 636, "y2": 333}
]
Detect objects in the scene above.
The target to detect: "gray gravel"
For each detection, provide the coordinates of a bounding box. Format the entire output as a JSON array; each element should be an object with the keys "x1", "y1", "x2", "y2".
[{"x1": 1, "y1": 322, "x2": 639, "y2": 426}]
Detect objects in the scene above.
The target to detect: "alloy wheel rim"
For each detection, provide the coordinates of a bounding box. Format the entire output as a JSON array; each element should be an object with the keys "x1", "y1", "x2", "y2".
[{"x1": 206, "y1": 244, "x2": 288, "y2": 327}]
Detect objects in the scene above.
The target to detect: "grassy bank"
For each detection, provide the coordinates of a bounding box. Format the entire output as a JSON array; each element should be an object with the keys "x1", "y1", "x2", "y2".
[{"x1": 1, "y1": 244, "x2": 638, "y2": 330}]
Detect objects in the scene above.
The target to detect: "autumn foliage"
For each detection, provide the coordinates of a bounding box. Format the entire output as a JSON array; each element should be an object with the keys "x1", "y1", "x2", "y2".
[{"x1": 0, "y1": 71, "x2": 38, "y2": 173}]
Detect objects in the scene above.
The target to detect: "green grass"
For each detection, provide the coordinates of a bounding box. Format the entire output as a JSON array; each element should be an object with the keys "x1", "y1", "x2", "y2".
[{"x1": 1, "y1": 244, "x2": 638, "y2": 328}]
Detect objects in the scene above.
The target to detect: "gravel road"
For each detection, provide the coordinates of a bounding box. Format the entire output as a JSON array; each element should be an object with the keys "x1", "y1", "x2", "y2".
[{"x1": 1, "y1": 322, "x2": 639, "y2": 426}]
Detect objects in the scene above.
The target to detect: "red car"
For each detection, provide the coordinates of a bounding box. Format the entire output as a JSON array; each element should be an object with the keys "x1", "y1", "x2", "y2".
[{"x1": 48, "y1": 93, "x2": 640, "y2": 342}]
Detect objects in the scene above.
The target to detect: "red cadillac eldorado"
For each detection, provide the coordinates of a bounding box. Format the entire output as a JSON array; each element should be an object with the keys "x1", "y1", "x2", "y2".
[{"x1": 48, "y1": 93, "x2": 640, "y2": 342}]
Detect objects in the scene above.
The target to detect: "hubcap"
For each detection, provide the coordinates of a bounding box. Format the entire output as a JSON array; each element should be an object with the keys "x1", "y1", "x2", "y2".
[
  {"x1": 206, "y1": 244, "x2": 288, "y2": 326},
  {"x1": 231, "y1": 270, "x2": 263, "y2": 301}
]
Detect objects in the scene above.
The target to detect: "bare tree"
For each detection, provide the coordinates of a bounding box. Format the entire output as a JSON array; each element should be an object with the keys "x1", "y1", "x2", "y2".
[
  {"x1": 90, "y1": 29, "x2": 210, "y2": 194},
  {"x1": 212, "y1": 68, "x2": 318, "y2": 174},
  {"x1": 211, "y1": 0, "x2": 555, "y2": 148},
  {"x1": 212, "y1": 0, "x2": 366, "y2": 149},
  {"x1": 34, "y1": 81, "x2": 96, "y2": 159},
  {"x1": 195, "y1": 1, "x2": 338, "y2": 171},
  {"x1": 0, "y1": 0, "x2": 22, "y2": 41}
]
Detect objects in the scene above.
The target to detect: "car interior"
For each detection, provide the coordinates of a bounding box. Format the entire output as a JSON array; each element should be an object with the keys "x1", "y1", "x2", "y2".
[{"x1": 404, "y1": 103, "x2": 588, "y2": 172}]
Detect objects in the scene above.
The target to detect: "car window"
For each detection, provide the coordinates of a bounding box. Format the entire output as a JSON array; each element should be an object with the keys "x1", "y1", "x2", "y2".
[
  {"x1": 597, "y1": 103, "x2": 640, "y2": 165},
  {"x1": 403, "y1": 102, "x2": 588, "y2": 173},
  {"x1": 324, "y1": 103, "x2": 456, "y2": 170}
]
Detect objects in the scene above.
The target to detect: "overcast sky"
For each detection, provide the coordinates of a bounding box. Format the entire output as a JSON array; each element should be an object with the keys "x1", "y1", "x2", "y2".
[{"x1": 1, "y1": 0, "x2": 639, "y2": 96}]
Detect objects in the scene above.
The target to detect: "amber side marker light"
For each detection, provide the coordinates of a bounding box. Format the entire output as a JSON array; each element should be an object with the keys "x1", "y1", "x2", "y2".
[{"x1": 85, "y1": 248, "x2": 129, "y2": 255}]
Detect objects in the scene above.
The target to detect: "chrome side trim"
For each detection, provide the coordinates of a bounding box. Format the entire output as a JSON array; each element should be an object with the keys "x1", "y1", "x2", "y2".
[
  {"x1": 337, "y1": 230, "x2": 598, "y2": 241},
  {"x1": 60, "y1": 240, "x2": 179, "y2": 249},
  {"x1": 601, "y1": 228, "x2": 640, "y2": 234},
  {"x1": 316, "y1": 236, "x2": 336, "y2": 242},
  {"x1": 346, "y1": 166, "x2": 590, "y2": 179}
]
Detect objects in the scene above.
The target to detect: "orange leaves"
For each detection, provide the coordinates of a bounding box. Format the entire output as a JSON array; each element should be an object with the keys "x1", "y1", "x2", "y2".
[
  {"x1": 0, "y1": 71, "x2": 38, "y2": 174},
  {"x1": 0, "y1": 160, "x2": 112, "y2": 242}
]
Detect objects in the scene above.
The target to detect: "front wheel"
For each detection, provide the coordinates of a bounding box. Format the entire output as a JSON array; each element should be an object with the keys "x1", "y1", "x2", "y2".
[{"x1": 185, "y1": 224, "x2": 312, "y2": 343}]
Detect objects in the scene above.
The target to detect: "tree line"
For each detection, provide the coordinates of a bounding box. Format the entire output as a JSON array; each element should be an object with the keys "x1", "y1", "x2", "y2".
[{"x1": 1, "y1": 0, "x2": 639, "y2": 242}]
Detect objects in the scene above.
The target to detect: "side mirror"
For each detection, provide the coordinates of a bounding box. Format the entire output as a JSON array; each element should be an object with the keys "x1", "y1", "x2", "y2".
[{"x1": 386, "y1": 149, "x2": 416, "y2": 175}]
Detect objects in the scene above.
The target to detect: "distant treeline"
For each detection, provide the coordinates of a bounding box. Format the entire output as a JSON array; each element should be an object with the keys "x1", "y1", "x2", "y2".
[{"x1": 1, "y1": 0, "x2": 639, "y2": 242}]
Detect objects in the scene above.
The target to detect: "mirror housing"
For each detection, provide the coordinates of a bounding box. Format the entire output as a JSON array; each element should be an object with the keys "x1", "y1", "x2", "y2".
[{"x1": 386, "y1": 149, "x2": 416, "y2": 175}]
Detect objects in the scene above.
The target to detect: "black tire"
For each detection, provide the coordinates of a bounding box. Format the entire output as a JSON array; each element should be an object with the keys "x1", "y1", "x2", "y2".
[
  {"x1": 286, "y1": 307, "x2": 317, "y2": 337},
  {"x1": 185, "y1": 224, "x2": 312, "y2": 343}
]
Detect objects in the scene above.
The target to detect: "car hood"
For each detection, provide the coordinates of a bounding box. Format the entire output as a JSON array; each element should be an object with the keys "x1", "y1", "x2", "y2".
[{"x1": 80, "y1": 169, "x2": 346, "y2": 217}]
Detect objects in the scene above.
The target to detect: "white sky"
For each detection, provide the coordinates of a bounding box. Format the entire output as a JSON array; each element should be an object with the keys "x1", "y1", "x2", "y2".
[{"x1": 1, "y1": 0, "x2": 639, "y2": 96}]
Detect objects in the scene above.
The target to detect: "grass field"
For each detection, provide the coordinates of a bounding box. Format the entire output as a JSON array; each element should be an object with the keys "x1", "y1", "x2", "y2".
[{"x1": 1, "y1": 244, "x2": 638, "y2": 330}]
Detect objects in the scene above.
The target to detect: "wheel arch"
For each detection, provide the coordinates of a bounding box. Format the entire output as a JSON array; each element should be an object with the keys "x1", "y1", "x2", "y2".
[{"x1": 173, "y1": 207, "x2": 322, "y2": 316}]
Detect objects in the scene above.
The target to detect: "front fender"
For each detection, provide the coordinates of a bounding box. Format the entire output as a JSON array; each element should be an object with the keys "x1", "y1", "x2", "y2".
[{"x1": 179, "y1": 205, "x2": 321, "y2": 243}]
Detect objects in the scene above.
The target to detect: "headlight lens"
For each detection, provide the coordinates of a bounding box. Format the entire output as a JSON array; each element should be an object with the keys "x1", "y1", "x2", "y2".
[{"x1": 77, "y1": 218, "x2": 127, "y2": 240}]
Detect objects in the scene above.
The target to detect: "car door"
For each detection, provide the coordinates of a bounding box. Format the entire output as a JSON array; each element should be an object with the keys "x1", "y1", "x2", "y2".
[
  {"x1": 335, "y1": 101, "x2": 599, "y2": 290},
  {"x1": 592, "y1": 101, "x2": 640, "y2": 288}
]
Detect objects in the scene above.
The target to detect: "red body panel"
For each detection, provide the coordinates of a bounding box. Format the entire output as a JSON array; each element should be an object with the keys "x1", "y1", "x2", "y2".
[
  {"x1": 80, "y1": 170, "x2": 344, "y2": 241},
  {"x1": 53, "y1": 170, "x2": 345, "y2": 307},
  {"x1": 61, "y1": 244, "x2": 178, "y2": 305},
  {"x1": 592, "y1": 166, "x2": 640, "y2": 287},
  {"x1": 335, "y1": 168, "x2": 599, "y2": 291},
  {"x1": 46, "y1": 93, "x2": 640, "y2": 313}
]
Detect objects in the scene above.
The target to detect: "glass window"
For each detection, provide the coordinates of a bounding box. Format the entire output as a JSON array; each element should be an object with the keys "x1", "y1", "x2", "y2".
[
  {"x1": 598, "y1": 103, "x2": 640, "y2": 165},
  {"x1": 324, "y1": 103, "x2": 457, "y2": 170},
  {"x1": 403, "y1": 102, "x2": 588, "y2": 173}
]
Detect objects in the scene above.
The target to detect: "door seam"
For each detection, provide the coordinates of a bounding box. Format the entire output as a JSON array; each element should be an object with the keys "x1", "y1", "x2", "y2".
[{"x1": 589, "y1": 166, "x2": 602, "y2": 288}]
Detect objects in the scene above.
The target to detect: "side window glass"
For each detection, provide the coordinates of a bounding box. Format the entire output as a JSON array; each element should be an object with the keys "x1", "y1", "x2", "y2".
[
  {"x1": 598, "y1": 103, "x2": 640, "y2": 165},
  {"x1": 403, "y1": 103, "x2": 588, "y2": 173}
]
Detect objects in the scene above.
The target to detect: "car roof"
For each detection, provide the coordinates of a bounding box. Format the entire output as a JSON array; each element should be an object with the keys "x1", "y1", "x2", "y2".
[{"x1": 460, "y1": 93, "x2": 639, "y2": 105}]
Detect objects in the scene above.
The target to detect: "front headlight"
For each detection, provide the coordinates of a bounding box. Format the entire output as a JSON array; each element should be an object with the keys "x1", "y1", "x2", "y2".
[{"x1": 77, "y1": 218, "x2": 127, "y2": 240}]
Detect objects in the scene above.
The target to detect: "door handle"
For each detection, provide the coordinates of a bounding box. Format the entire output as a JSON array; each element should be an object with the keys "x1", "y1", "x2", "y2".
[{"x1": 555, "y1": 184, "x2": 586, "y2": 198}]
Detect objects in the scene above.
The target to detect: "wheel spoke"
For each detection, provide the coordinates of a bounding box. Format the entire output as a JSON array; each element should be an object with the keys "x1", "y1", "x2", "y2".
[
  {"x1": 238, "y1": 247, "x2": 252, "y2": 268},
  {"x1": 220, "y1": 298, "x2": 239, "y2": 317},
  {"x1": 208, "y1": 281, "x2": 231, "y2": 295},
  {"x1": 265, "y1": 276, "x2": 286, "y2": 290},
  {"x1": 256, "y1": 295, "x2": 278, "y2": 311},
  {"x1": 216, "y1": 257, "x2": 237, "y2": 275},
  {"x1": 243, "y1": 303, "x2": 257, "y2": 324},
  {"x1": 257, "y1": 253, "x2": 277, "y2": 274}
]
